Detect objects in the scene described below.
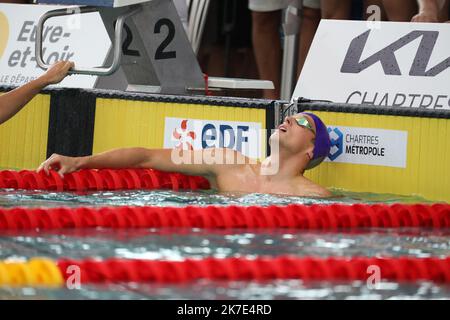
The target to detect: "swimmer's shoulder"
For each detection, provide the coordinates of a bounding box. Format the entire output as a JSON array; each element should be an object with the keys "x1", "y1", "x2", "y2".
[
  {"x1": 294, "y1": 177, "x2": 332, "y2": 198},
  {"x1": 311, "y1": 186, "x2": 332, "y2": 198}
]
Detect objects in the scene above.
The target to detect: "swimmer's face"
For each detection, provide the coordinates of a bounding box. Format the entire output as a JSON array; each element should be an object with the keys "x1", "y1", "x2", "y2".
[{"x1": 270, "y1": 113, "x2": 316, "y2": 157}]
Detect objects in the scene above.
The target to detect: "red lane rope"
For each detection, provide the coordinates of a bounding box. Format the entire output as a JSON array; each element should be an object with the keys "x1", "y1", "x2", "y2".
[
  {"x1": 56, "y1": 256, "x2": 450, "y2": 284},
  {"x1": 1, "y1": 204, "x2": 448, "y2": 230},
  {"x1": 0, "y1": 169, "x2": 210, "y2": 192}
]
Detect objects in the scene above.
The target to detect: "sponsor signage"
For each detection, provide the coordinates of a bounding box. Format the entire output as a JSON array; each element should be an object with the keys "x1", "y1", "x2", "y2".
[
  {"x1": 294, "y1": 20, "x2": 450, "y2": 110},
  {"x1": 326, "y1": 126, "x2": 408, "y2": 168},
  {"x1": 0, "y1": 3, "x2": 110, "y2": 88},
  {"x1": 164, "y1": 117, "x2": 263, "y2": 159}
]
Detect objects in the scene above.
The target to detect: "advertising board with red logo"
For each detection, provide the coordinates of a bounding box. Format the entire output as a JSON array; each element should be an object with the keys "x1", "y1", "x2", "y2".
[{"x1": 163, "y1": 117, "x2": 264, "y2": 159}]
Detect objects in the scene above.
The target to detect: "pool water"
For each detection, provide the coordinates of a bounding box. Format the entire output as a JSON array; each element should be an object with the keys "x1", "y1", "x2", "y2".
[
  {"x1": 0, "y1": 188, "x2": 437, "y2": 208},
  {"x1": 0, "y1": 189, "x2": 449, "y2": 300}
]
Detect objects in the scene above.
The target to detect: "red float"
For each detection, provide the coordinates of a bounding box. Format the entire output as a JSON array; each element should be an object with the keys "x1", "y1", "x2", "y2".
[
  {"x1": 0, "y1": 203, "x2": 448, "y2": 230},
  {"x1": 56, "y1": 256, "x2": 450, "y2": 284}
]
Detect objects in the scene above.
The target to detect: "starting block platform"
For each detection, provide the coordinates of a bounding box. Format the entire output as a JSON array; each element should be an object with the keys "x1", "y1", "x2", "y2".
[
  {"x1": 35, "y1": 0, "x2": 274, "y2": 94},
  {"x1": 39, "y1": 0, "x2": 150, "y2": 7}
]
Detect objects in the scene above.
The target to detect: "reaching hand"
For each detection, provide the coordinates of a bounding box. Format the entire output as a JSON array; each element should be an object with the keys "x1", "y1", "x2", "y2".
[
  {"x1": 40, "y1": 61, "x2": 75, "y2": 85},
  {"x1": 37, "y1": 153, "x2": 80, "y2": 177}
]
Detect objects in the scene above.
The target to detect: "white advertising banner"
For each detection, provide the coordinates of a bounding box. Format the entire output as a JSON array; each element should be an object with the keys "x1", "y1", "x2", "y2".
[
  {"x1": 326, "y1": 126, "x2": 408, "y2": 168},
  {"x1": 293, "y1": 20, "x2": 450, "y2": 110},
  {"x1": 0, "y1": 3, "x2": 110, "y2": 88},
  {"x1": 164, "y1": 117, "x2": 263, "y2": 159}
]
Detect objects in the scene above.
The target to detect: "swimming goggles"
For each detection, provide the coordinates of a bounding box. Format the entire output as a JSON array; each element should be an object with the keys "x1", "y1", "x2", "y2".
[{"x1": 293, "y1": 115, "x2": 315, "y2": 134}]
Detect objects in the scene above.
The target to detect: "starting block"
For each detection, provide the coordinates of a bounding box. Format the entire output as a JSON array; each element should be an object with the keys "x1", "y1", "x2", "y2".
[{"x1": 36, "y1": 0, "x2": 274, "y2": 95}]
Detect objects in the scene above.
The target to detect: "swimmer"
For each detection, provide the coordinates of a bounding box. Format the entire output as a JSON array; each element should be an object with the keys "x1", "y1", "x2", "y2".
[
  {"x1": 37, "y1": 113, "x2": 332, "y2": 198},
  {"x1": 0, "y1": 61, "x2": 74, "y2": 125}
]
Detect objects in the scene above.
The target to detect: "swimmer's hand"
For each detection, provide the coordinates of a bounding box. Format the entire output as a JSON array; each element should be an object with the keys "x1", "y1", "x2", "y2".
[
  {"x1": 40, "y1": 61, "x2": 75, "y2": 85},
  {"x1": 37, "y1": 153, "x2": 80, "y2": 178}
]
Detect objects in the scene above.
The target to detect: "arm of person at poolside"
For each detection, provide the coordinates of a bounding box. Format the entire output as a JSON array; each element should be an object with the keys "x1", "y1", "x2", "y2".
[
  {"x1": 37, "y1": 147, "x2": 249, "y2": 178},
  {"x1": 0, "y1": 61, "x2": 74, "y2": 125},
  {"x1": 412, "y1": 0, "x2": 446, "y2": 22}
]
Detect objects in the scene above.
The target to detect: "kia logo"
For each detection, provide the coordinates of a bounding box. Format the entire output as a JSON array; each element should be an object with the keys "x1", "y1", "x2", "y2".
[{"x1": 341, "y1": 30, "x2": 449, "y2": 77}]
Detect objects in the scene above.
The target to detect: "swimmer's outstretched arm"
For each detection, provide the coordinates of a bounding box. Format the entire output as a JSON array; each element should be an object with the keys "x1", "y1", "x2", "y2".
[
  {"x1": 37, "y1": 147, "x2": 246, "y2": 178},
  {"x1": 0, "y1": 61, "x2": 74, "y2": 125}
]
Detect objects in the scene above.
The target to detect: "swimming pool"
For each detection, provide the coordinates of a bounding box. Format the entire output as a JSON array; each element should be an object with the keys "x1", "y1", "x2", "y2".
[{"x1": 0, "y1": 188, "x2": 449, "y2": 300}]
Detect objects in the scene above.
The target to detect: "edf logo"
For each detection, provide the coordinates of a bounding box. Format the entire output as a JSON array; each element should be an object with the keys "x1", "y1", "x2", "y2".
[
  {"x1": 202, "y1": 124, "x2": 249, "y2": 152},
  {"x1": 165, "y1": 117, "x2": 262, "y2": 159},
  {"x1": 327, "y1": 127, "x2": 343, "y2": 161}
]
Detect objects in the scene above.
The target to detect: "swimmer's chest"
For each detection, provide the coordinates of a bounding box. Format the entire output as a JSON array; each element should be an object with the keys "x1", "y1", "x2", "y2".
[{"x1": 214, "y1": 170, "x2": 300, "y2": 195}]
